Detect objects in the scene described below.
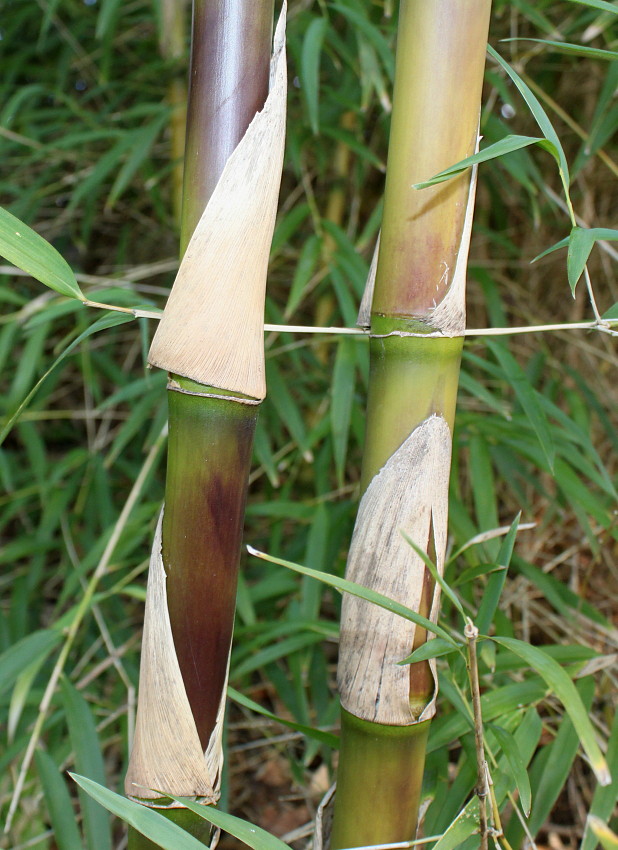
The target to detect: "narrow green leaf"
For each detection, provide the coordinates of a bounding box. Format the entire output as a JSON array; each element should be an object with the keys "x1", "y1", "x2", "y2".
[
  {"x1": 603, "y1": 303, "x2": 618, "y2": 320},
  {"x1": 248, "y1": 546, "x2": 457, "y2": 645},
  {"x1": 61, "y1": 679, "x2": 112, "y2": 850},
  {"x1": 36, "y1": 751, "x2": 84, "y2": 850},
  {"x1": 489, "y1": 341, "x2": 555, "y2": 471},
  {"x1": 414, "y1": 135, "x2": 545, "y2": 189},
  {"x1": 502, "y1": 38, "x2": 618, "y2": 61},
  {"x1": 432, "y1": 798, "x2": 479, "y2": 850},
  {"x1": 589, "y1": 817, "x2": 618, "y2": 850},
  {"x1": 568, "y1": 226, "x2": 618, "y2": 294},
  {"x1": 489, "y1": 723, "x2": 532, "y2": 816},
  {"x1": 70, "y1": 775, "x2": 208, "y2": 850},
  {"x1": 0, "y1": 207, "x2": 83, "y2": 299},
  {"x1": 331, "y1": 337, "x2": 356, "y2": 487},
  {"x1": 401, "y1": 532, "x2": 465, "y2": 618},
  {"x1": 107, "y1": 113, "x2": 169, "y2": 208},
  {"x1": 0, "y1": 312, "x2": 134, "y2": 447},
  {"x1": 564, "y1": 0, "x2": 618, "y2": 12},
  {"x1": 581, "y1": 709, "x2": 618, "y2": 850},
  {"x1": 532, "y1": 235, "x2": 569, "y2": 264},
  {"x1": 476, "y1": 514, "x2": 520, "y2": 635},
  {"x1": 227, "y1": 686, "x2": 338, "y2": 748},
  {"x1": 168, "y1": 795, "x2": 292, "y2": 850},
  {"x1": 301, "y1": 18, "x2": 327, "y2": 135},
  {"x1": 487, "y1": 46, "x2": 570, "y2": 189},
  {"x1": 452, "y1": 563, "x2": 506, "y2": 588},
  {"x1": 492, "y1": 637, "x2": 611, "y2": 785},
  {"x1": 0, "y1": 629, "x2": 61, "y2": 697},
  {"x1": 333, "y1": 4, "x2": 395, "y2": 80},
  {"x1": 399, "y1": 637, "x2": 462, "y2": 666}
]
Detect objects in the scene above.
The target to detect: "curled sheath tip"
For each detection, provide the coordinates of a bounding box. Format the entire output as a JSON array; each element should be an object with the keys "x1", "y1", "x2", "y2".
[{"x1": 148, "y1": 4, "x2": 288, "y2": 400}]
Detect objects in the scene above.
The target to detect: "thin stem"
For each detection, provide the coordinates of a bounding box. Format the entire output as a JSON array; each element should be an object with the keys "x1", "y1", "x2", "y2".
[
  {"x1": 584, "y1": 266, "x2": 604, "y2": 324},
  {"x1": 79, "y1": 302, "x2": 618, "y2": 335},
  {"x1": 465, "y1": 620, "x2": 488, "y2": 850}
]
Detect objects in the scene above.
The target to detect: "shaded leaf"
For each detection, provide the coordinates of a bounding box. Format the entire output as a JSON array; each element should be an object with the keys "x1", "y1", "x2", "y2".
[
  {"x1": 490, "y1": 723, "x2": 532, "y2": 816},
  {"x1": 61, "y1": 679, "x2": 112, "y2": 850},
  {"x1": 0, "y1": 629, "x2": 61, "y2": 697},
  {"x1": 36, "y1": 751, "x2": 84, "y2": 850},
  {"x1": 493, "y1": 637, "x2": 611, "y2": 785},
  {"x1": 301, "y1": 18, "x2": 327, "y2": 135}
]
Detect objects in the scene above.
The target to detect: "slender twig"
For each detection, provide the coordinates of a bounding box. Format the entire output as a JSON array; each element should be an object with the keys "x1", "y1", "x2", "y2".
[
  {"x1": 583, "y1": 266, "x2": 604, "y2": 324},
  {"x1": 80, "y1": 300, "x2": 618, "y2": 336},
  {"x1": 465, "y1": 620, "x2": 489, "y2": 850},
  {"x1": 4, "y1": 425, "x2": 167, "y2": 834}
]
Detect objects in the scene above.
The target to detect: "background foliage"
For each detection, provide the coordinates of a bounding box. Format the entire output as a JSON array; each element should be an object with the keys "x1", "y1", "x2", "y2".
[{"x1": 0, "y1": 0, "x2": 617, "y2": 848}]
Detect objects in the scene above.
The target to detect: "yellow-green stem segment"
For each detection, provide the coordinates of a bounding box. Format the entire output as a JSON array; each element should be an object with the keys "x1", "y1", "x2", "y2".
[
  {"x1": 330, "y1": 711, "x2": 431, "y2": 849},
  {"x1": 331, "y1": 0, "x2": 491, "y2": 844}
]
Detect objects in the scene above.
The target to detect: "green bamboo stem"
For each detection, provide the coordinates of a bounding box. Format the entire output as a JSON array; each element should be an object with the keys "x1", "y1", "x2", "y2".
[
  {"x1": 330, "y1": 712, "x2": 431, "y2": 850},
  {"x1": 331, "y1": 0, "x2": 491, "y2": 844},
  {"x1": 127, "y1": 2, "x2": 275, "y2": 846}
]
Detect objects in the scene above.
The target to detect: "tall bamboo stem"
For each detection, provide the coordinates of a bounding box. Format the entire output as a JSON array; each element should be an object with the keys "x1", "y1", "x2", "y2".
[
  {"x1": 126, "y1": 2, "x2": 276, "y2": 847},
  {"x1": 331, "y1": 1, "x2": 491, "y2": 845}
]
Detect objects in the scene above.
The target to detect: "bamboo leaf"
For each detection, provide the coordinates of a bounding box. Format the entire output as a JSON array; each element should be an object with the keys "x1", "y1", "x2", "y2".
[
  {"x1": 502, "y1": 38, "x2": 618, "y2": 61},
  {"x1": 402, "y1": 531, "x2": 465, "y2": 618},
  {"x1": 107, "y1": 113, "x2": 169, "y2": 208},
  {"x1": 564, "y1": 0, "x2": 618, "y2": 12},
  {"x1": 331, "y1": 4, "x2": 395, "y2": 80},
  {"x1": 489, "y1": 723, "x2": 532, "y2": 816},
  {"x1": 301, "y1": 18, "x2": 327, "y2": 135},
  {"x1": 247, "y1": 546, "x2": 457, "y2": 645},
  {"x1": 0, "y1": 312, "x2": 134, "y2": 447},
  {"x1": 413, "y1": 135, "x2": 548, "y2": 188},
  {"x1": 227, "y1": 686, "x2": 339, "y2": 748},
  {"x1": 399, "y1": 637, "x2": 462, "y2": 666},
  {"x1": 589, "y1": 817, "x2": 618, "y2": 850},
  {"x1": 581, "y1": 709, "x2": 618, "y2": 850},
  {"x1": 168, "y1": 794, "x2": 292, "y2": 850},
  {"x1": 488, "y1": 341, "x2": 555, "y2": 472},
  {"x1": 452, "y1": 563, "x2": 507, "y2": 588},
  {"x1": 61, "y1": 679, "x2": 112, "y2": 850},
  {"x1": 36, "y1": 751, "x2": 84, "y2": 850},
  {"x1": 487, "y1": 45, "x2": 570, "y2": 189},
  {"x1": 476, "y1": 514, "x2": 520, "y2": 635},
  {"x1": 567, "y1": 226, "x2": 618, "y2": 294},
  {"x1": 431, "y1": 798, "x2": 479, "y2": 850},
  {"x1": 0, "y1": 206, "x2": 83, "y2": 299},
  {"x1": 532, "y1": 235, "x2": 569, "y2": 263},
  {"x1": 0, "y1": 628, "x2": 61, "y2": 696},
  {"x1": 331, "y1": 337, "x2": 356, "y2": 487},
  {"x1": 70, "y1": 775, "x2": 208, "y2": 850},
  {"x1": 492, "y1": 636, "x2": 611, "y2": 785}
]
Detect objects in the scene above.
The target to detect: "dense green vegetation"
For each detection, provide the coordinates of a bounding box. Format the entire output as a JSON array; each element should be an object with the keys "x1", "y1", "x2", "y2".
[{"x1": 0, "y1": 1, "x2": 617, "y2": 848}]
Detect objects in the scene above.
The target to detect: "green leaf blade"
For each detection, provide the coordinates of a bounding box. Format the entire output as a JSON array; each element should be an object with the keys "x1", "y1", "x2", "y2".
[
  {"x1": 70, "y1": 775, "x2": 209, "y2": 850},
  {"x1": 0, "y1": 207, "x2": 83, "y2": 299},
  {"x1": 492, "y1": 636, "x2": 611, "y2": 786}
]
